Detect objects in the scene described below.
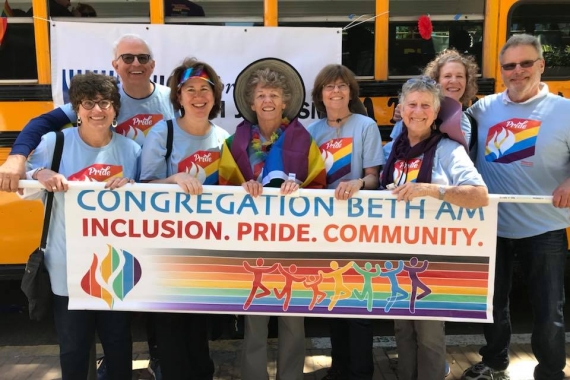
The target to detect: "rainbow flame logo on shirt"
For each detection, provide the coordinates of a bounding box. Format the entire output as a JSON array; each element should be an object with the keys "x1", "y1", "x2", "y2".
[
  {"x1": 81, "y1": 245, "x2": 142, "y2": 308},
  {"x1": 485, "y1": 118, "x2": 541, "y2": 163},
  {"x1": 178, "y1": 150, "x2": 221, "y2": 185},
  {"x1": 319, "y1": 138, "x2": 353, "y2": 184},
  {"x1": 394, "y1": 158, "x2": 422, "y2": 184},
  {"x1": 68, "y1": 164, "x2": 123, "y2": 182},
  {"x1": 116, "y1": 114, "x2": 163, "y2": 146}
]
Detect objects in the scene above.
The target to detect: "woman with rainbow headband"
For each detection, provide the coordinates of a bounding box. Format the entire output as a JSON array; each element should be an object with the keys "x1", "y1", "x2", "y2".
[
  {"x1": 219, "y1": 58, "x2": 326, "y2": 380},
  {"x1": 140, "y1": 57, "x2": 229, "y2": 380}
]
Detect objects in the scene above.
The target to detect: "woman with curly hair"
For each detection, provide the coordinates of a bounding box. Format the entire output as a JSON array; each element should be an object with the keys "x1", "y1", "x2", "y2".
[{"x1": 386, "y1": 49, "x2": 480, "y2": 161}]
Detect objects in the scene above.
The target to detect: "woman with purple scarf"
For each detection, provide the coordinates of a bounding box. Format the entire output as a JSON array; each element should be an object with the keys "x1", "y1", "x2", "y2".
[
  {"x1": 219, "y1": 58, "x2": 325, "y2": 380},
  {"x1": 381, "y1": 76, "x2": 488, "y2": 380}
]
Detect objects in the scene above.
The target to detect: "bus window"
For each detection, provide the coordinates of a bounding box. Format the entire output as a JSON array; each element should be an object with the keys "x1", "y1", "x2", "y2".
[
  {"x1": 0, "y1": 3, "x2": 37, "y2": 81},
  {"x1": 388, "y1": 0, "x2": 484, "y2": 77},
  {"x1": 279, "y1": 1, "x2": 375, "y2": 77},
  {"x1": 165, "y1": 0, "x2": 263, "y2": 26},
  {"x1": 509, "y1": 2, "x2": 570, "y2": 78},
  {"x1": 48, "y1": 0, "x2": 151, "y2": 19}
]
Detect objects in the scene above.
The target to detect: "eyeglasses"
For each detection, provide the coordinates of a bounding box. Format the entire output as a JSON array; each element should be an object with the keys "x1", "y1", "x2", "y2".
[
  {"x1": 116, "y1": 54, "x2": 152, "y2": 64},
  {"x1": 406, "y1": 76, "x2": 437, "y2": 86},
  {"x1": 323, "y1": 83, "x2": 349, "y2": 92},
  {"x1": 81, "y1": 99, "x2": 113, "y2": 110},
  {"x1": 500, "y1": 58, "x2": 541, "y2": 71}
]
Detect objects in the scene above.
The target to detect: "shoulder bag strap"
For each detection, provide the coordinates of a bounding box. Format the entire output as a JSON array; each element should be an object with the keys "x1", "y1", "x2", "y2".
[
  {"x1": 165, "y1": 119, "x2": 174, "y2": 162},
  {"x1": 40, "y1": 131, "x2": 64, "y2": 250}
]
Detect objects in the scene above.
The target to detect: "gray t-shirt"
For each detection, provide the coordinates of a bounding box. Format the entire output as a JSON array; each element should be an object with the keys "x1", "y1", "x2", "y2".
[
  {"x1": 23, "y1": 128, "x2": 141, "y2": 296},
  {"x1": 467, "y1": 84, "x2": 570, "y2": 238},
  {"x1": 140, "y1": 118, "x2": 229, "y2": 183},
  {"x1": 307, "y1": 114, "x2": 384, "y2": 189}
]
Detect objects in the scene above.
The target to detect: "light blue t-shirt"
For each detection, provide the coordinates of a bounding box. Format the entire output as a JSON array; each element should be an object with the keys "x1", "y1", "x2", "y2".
[
  {"x1": 23, "y1": 128, "x2": 141, "y2": 296},
  {"x1": 466, "y1": 83, "x2": 570, "y2": 238},
  {"x1": 307, "y1": 114, "x2": 384, "y2": 189},
  {"x1": 140, "y1": 119, "x2": 229, "y2": 183},
  {"x1": 61, "y1": 82, "x2": 176, "y2": 147},
  {"x1": 387, "y1": 138, "x2": 485, "y2": 187}
]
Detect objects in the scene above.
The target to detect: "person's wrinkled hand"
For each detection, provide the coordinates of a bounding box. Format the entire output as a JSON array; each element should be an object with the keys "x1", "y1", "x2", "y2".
[
  {"x1": 0, "y1": 155, "x2": 26, "y2": 192},
  {"x1": 392, "y1": 182, "x2": 433, "y2": 202},
  {"x1": 174, "y1": 173, "x2": 203, "y2": 195},
  {"x1": 36, "y1": 169, "x2": 69, "y2": 193},
  {"x1": 105, "y1": 177, "x2": 134, "y2": 190},
  {"x1": 552, "y1": 178, "x2": 570, "y2": 208},
  {"x1": 242, "y1": 179, "x2": 263, "y2": 197},
  {"x1": 334, "y1": 179, "x2": 362, "y2": 200},
  {"x1": 280, "y1": 180, "x2": 299, "y2": 195}
]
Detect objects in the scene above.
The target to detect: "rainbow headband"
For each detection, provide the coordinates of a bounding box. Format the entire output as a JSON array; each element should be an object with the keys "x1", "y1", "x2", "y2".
[{"x1": 178, "y1": 67, "x2": 214, "y2": 88}]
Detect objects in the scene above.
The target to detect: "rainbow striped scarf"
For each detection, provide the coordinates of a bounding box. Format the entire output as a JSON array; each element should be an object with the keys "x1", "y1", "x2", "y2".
[{"x1": 219, "y1": 118, "x2": 326, "y2": 189}]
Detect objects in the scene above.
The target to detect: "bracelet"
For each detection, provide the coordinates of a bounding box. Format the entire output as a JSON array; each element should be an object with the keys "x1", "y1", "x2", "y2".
[
  {"x1": 359, "y1": 178, "x2": 365, "y2": 190},
  {"x1": 32, "y1": 167, "x2": 46, "y2": 180}
]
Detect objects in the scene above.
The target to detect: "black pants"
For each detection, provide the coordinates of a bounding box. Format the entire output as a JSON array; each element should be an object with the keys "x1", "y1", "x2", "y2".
[
  {"x1": 154, "y1": 312, "x2": 214, "y2": 380},
  {"x1": 53, "y1": 295, "x2": 132, "y2": 380},
  {"x1": 329, "y1": 318, "x2": 374, "y2": 379}
]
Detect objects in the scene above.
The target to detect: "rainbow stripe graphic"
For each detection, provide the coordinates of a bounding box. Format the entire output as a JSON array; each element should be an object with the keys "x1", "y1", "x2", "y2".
[
  {"x1": 81, "y1": 245, "x2": 142, "y2": 308},
  {"x1": 320, "y1": 138, "x2": 352, "y2": 184},
  {"x1": 178, "y1": 151, "x2": 221, "y2": 185},
  {"x1": 485, "y1": 119, "x2": 541, "y2": 163},
  {"x1": 138, "y1": 251, "x2": 489, "y2": 320}
]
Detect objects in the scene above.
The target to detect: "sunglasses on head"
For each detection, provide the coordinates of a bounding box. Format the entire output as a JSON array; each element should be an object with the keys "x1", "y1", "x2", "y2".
[
  {"x1": 500, "y1": 58, "x2": 541, "y2": 71},
  {"x1": 406, "y1": 76, "x2": 437, "y2": 86},
  {"x1": 81, "y1": 99, "x2": 113, "y2": 110},
  {"x1": 117, "y1": 54, "x2": 151, "y2": 65}
]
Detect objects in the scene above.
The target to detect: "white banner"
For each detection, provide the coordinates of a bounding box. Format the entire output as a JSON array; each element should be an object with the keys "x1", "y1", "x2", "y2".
[
  {"x1": 50, "y1": 22, "x2": 342, "y2": 133},
  {"x1": 59, "y1": 183, "x2": 498, "y2": 322}
]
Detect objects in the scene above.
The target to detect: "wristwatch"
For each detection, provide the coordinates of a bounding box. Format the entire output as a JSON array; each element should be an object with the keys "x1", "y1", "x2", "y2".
[{"x1": 438, "y1": 186, "x2": 446, "y2": 200}]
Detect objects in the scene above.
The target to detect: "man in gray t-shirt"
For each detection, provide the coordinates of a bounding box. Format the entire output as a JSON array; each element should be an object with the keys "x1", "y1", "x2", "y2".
[{"x1": 461, "y1": 34, "x2": 570, "y2": 380}]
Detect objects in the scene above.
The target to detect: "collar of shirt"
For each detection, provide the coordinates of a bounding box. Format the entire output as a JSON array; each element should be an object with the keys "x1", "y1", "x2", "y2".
[{"x1": 501, "y1": 82, "x2": 549, "y2": 105}]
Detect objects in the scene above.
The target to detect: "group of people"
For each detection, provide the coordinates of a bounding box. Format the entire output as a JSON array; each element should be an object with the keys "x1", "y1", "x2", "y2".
[{"x1": 0, "y1": 31, "x2": 568, "y2": 380}]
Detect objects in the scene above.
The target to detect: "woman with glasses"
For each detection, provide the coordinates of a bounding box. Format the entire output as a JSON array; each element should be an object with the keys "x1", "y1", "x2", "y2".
[
  {"x1": 308, "y1": 64, "x2": 384, "y2": 380},
  {"x1": 381, "y1": 77, "x2": 488, "y2": 380},
  {"x1": 21, "y1": 73, "x2": 140, "y2": 379},
  {"x1": 140, "y1": 57, "x2": 228, "y2": 380},
  {"x1": 385, "y1": 49, "x2": 480, "y2": 162},
  {"x1": 219, "y1": 58, "x2": 326, "y2": 380}
]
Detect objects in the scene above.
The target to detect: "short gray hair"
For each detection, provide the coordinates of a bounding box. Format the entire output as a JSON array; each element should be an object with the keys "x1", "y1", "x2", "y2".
[
  {"x1": 112, "y1": 34, "x2": 154, "y2": 60},
  {"x1": 399, "y1": 76, "x2": 444, "y2": 111},
  {"x1": 500, "y1": 34, "x2": 543, "y2": 61}
]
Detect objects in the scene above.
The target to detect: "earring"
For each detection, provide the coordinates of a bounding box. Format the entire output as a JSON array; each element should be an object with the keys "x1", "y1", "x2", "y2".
[
  {"x1": 77, "y1": 116, "x2": 82, "y2": 126},
  {"x1": 112, "y1": 118, "x2": 118, "y2": 128}
]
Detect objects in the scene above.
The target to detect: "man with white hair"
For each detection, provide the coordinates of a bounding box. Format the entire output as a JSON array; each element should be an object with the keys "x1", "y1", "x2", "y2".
[
  {"x1": 462, "y1": 33, "x2": 570, "y2": 380},
  {"x1": 0, "y1": 33, "x2": 174, "y2": 190}
]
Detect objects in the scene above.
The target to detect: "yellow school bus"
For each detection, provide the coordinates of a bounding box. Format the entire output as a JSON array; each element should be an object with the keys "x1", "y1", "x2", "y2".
[{"x1": 0, "y1": 0, "x2": 569, "y2": 277}]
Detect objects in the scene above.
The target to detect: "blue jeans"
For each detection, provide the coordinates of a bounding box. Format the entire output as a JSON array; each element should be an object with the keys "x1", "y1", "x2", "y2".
[
  {"x1": 53, "y1": 295, "x2": 132, "y2": 380},
  {"x1": 480, "y1": 230, "x2": 567, "y2": 380}
]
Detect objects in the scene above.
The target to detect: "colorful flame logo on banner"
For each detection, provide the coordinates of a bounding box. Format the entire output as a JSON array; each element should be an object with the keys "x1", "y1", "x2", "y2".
[{"x1": 81, "y1": 245, "x2": 142, "y2": 308}]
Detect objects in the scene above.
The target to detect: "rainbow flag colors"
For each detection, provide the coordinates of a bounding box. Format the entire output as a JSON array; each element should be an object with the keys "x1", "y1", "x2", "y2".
[{"x1": 136, "y1": 251, "x2": 490, "y2": 321}]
